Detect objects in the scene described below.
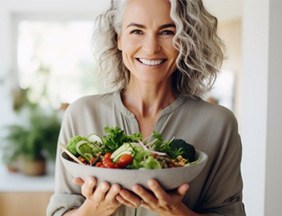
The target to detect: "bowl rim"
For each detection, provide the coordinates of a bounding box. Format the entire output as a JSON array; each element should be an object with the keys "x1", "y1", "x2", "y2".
[
  {"x1": 60, "y1": 150, "x2": 208, "y2": 172},
  {"x1": 60, "y1": 150, "x2": 208, "y2": 190}
]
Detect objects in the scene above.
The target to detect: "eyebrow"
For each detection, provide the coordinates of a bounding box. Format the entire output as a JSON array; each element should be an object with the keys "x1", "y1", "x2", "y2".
[{"x1": 126, "y1": 23, "x2": 176, "y2": 29}]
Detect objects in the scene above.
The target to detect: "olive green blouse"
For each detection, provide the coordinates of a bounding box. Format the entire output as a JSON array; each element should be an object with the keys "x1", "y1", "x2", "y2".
[{"x1": 47, "y1": 90, "x2": 246, "y2": 216}]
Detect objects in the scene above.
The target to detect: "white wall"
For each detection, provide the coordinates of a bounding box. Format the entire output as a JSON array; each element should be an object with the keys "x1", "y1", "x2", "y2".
[
  {"x1": 240, "y1": 1, "x2": 268, "y2": 215},
  {"x1": 0, "y1": 1, "x2": 16, "y2": 137},
  {"x1": 240, "y1": 0, "x2": 282, "y2": 215},
  {"x1": 265, "y1": 0, "x2": 282, "y2": 215}
]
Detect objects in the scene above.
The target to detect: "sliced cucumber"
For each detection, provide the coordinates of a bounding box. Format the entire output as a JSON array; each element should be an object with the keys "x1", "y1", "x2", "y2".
[
  {"x1": 83, "y1": 153, "x2": 93, "y2": 162},
  {"x1": 75, "y1": 140, "x2": 90, "y2": 156},
  {"x1": 88, "y1": 134, "x2": 103, "y2": 144},
  {"x1": 112, "y1": 150, "x2": 134, "y2": 162},
  {"x1": 110, "y1": 143, "x2": 135, "y2": 162}
]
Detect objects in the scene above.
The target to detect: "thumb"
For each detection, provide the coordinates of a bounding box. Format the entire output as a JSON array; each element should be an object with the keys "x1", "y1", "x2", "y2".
[
  {"x1": 177, "y1": 183, "x2": 189, "y2": 196},
  {"x1": 72, "y1": 177, "x2": 84, "y2": 186}
]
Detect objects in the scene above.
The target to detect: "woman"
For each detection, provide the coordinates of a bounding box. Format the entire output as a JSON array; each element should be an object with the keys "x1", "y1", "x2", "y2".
[{"x1": 47, "y1": 0, "x2": 246, "y2": 215}]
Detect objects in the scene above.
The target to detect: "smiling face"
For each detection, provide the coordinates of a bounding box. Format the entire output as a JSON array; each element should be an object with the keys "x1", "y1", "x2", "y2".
[{"x1": 117, "y1": 0, "x2": 179, "y2": 86}]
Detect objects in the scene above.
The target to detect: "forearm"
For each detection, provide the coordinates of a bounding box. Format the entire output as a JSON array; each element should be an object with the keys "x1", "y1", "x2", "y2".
[{"x1": 62, "y1": 201, "x2": 88, "y2": 216}]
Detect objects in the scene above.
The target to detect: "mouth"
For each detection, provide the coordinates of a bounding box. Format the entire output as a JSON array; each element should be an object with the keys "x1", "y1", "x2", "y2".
[{"x1": 137, "y1": 58, "x2": 166, "y2": 66}]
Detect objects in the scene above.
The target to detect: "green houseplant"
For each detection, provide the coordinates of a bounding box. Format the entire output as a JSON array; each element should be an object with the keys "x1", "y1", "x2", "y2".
[{"x1": 2, "y1": 105, "x2": 61, "y2": 175}]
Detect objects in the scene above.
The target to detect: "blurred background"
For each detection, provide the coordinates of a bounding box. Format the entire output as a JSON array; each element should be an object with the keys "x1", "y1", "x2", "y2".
[{"x1": 0, "y1": 0, "x2": 281, "y2": 215}]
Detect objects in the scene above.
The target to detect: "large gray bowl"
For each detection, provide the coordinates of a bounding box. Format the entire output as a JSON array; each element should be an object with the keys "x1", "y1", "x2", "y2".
[{"x1": 61, "y1": 150, "x2": 208, "y2": 190}]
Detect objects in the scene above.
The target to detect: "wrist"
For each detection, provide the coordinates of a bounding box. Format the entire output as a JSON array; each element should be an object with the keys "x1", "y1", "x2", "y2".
[{"x1": 63, "y1": 200, "x2": 101, "y2": 216}]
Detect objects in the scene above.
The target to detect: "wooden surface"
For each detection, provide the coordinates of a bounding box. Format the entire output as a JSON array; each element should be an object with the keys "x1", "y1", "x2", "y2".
[{"x1": 0, "y1": 192, "x2": 53, "y2": 216}]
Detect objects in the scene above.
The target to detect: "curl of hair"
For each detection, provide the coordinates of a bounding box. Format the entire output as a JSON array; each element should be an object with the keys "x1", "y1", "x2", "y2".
[
  {"x1": 92, "y1": 0, "x2": 129, "y2": 90},
  {"x1": 92, "y1": 0, "x2": 224, "y2": 96},
  {"x1": 169, "y1": 0, "x2": 225, "y2": 97}
]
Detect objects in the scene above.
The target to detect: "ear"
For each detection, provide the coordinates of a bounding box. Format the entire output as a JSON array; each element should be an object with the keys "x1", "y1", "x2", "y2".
[{"x1": 117, "y1": 34, "x2": 122, "y2": 51}]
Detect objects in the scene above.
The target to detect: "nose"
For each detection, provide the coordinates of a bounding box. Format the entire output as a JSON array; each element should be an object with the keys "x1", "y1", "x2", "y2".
[{"x1": 142, "y1": 34, "x2": 161, "y2": 55}]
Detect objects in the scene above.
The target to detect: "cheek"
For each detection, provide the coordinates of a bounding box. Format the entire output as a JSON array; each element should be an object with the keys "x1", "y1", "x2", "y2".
[
  {"x1": 161, "y1": 39, "x2": 178, "y2": 56},
  {"x1": 166, "y1": 49, "x2": 179, "y2": 63},
  {"x1": 121, "y1": 36, "x2": 142, "y2": 52},
  {"x1": 169, "y1": 44, "x2": 179, "y2": 60}
]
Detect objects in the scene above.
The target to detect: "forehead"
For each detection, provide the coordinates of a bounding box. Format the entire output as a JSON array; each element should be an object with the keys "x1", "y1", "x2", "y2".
[{"x1": 121, "y1": 0, "x2": 173, "y2": 25}]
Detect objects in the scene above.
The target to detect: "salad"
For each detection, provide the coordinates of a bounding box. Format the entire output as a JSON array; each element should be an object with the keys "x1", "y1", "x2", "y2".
[{"x1": 66, "y1": 126, "x2": 197, "y2": 169}]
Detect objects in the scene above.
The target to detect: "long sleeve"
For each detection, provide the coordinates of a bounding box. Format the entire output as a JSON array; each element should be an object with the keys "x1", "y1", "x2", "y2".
[
  {"x1": 196, "y1": 127, "x2": 245, "y2": 215},
  {"x1": 46, "y1": 93, "x2": 137, "y2": 216},
  {"x1": 46, "y1": 92, "x2": 246, "y2": 216},
  {"x1": 46, "y1": 106, "x2": 86, "y2": 216},
  {"x1": 178, "y1": 100, "x2": 246, "y2": 215}
]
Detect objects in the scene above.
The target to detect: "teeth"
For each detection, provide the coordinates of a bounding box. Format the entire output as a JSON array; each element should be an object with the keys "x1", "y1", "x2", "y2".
[{"x1": 139, "y1": 58, "x2": 164, "y2": 66}]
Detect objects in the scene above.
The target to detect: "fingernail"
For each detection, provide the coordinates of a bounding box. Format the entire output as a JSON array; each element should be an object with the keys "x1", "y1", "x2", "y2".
[
  {"x1": 132, "y1": 184, "x2": 141, "y2": 192},
  {"x1": 148, "y1": 179, "x2": 155, "y2": 187}
]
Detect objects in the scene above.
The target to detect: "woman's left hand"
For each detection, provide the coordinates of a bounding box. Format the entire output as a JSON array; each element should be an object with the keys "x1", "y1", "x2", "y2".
[{"x1": 117, "y1": 179, "x2": 190, "y2": 215}]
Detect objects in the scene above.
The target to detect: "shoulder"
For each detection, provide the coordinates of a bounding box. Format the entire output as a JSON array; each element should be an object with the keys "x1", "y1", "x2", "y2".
[
  {"x1": 68, "y1": 92, "x2": 115, "y2": 110},
  {"x1": 59, "y1": 91, "x2": 118, "y2": 136},
  {"x1": 66, "y1": 91, "x2": 116, "y2": 113},
  {"x1": 183, "y1": 96, "x2": 236, "y2": 116},
  {"x1": 71, "y1": 91, "x2": 116, "y2": 106},
  {"x1": 182, "y1": 96, "x2": 238, "y2": 130}
]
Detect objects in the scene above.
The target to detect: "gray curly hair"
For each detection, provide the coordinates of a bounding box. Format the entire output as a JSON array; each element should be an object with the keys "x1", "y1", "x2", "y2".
[{"x1": 92, "y1": 0, "x2": 224, "y2": 97}]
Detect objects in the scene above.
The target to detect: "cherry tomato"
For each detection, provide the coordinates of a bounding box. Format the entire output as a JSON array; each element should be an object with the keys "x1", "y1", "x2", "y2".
[
  {"x1": 102, "y1": 154, "x2": 117, "y2": 168},
  {"x1": 89, "y1": 157, "x2": 97, "y2": 164},
  {"x1": 103, "y1": 159, "x2": 117, "y2": 168},
  {"x1": 78, "y1": 156, "x2": 87, "y2": 164},
  {"x1": 151, "y1": 153, "x2": 158, "y2": 158},
  {"x1": 104, "y1": 152, "x2": 112, "y2": 159},
  {"x1": 117, "y1": 154, "x2": 133, "y2": 168},
  {"x1": 96, "y1": 161, "x2": 104, "y2": 167}
]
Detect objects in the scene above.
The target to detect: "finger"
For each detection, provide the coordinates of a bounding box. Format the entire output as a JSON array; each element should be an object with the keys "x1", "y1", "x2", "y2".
[
  {"x1": 116, "y1": 194, "x2": 138, "y2": 208},
  {"x1": 93, "y1": 181, "x2": 110, "y2": 201},
  {"x1": 72, "y1": 177, "x2": 84, "y2": 186},
  {"x1": 147, "y1": 179, "x2": 169, "y2": 205},
  {"x1": 81, "y1": 177, "x2": 97, "y2": 198},
  {"x1": 132, "y1": 184, "x2": 156, "y2": 206},
  {"x1": 177, "y1": 183, "x2": 189, "y2": 196},
  {"x1": 105, "y1": 183, "x2": 121, "y2": 202},
  {"x1": 119, "y1": 188, "x2": 143, "y2": 208}
]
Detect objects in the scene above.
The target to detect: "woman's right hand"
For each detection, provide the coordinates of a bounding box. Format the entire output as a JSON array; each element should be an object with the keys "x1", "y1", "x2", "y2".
[{"x1": 64, "y1": 177, "x2": 122, "y2": 216}]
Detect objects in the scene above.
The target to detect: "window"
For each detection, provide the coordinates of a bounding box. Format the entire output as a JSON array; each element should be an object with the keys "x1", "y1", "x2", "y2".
[{"x1": 17, "y1": 20, "x2": 104, "y2": 108}]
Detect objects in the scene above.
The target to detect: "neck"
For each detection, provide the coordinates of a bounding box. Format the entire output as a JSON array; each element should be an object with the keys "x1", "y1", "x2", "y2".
[{"x1": 121, "y1": 83, "x2": 177, "y2": 118}]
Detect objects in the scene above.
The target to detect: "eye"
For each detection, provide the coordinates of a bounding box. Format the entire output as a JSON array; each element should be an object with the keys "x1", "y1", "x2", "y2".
[
  {"x1": 160, "y1": 30, "x2": 175, "y2": 36},
  {"x1": 130, "y1": 29, "x2": 143, "y2": 35}
]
